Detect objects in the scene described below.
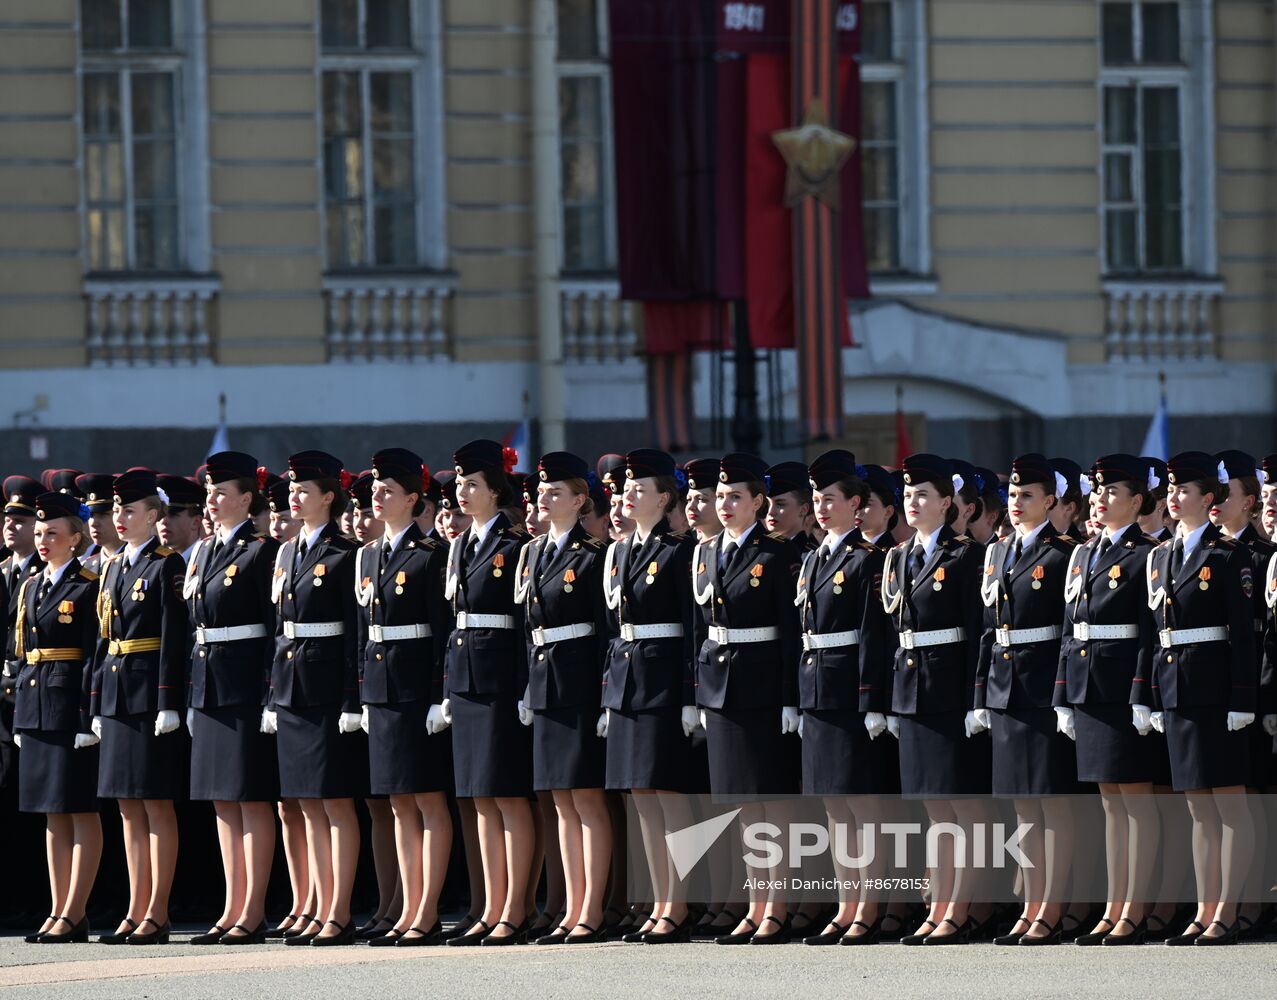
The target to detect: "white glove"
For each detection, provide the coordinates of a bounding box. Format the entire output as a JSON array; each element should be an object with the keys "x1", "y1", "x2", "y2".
[
  {"x1": 1263, "y1": 715, "x2": 1277, "y2": 737},
  {"x1": 886, "y1": 715, "x2": 900, "y2": 740},
  {"x1": 440, "y1": 698, "x2": 453, "y2": 725},
  {"x1": 185, "y1": 707, "x2": 195, "y2": 735},
  {"x1": 864, "y1": 712, "x2": 887, "y2": 741},
  {"x1": 517, "y1": 700, "x2": 534, "y2": 726},
  {"x1": 964, "y1": 710, "x2": 987, "y2": 738},
  {"x1": 1132, "y1": 705, "x2": 1152, "y2": 736},
  {"x1": 74, "y1": 732, "x2": 100, "y2": 749},
  {"x1": 781, "y1": 706, "x2": 800, "y2": 734},
  {"x1": 426, "y1": 703, "x2": 450, "y2": 735},
  {"x1": 798, "y1": 713, "x2": 804, "y2": 739},
  {"x1": 155, "y1": 710, "x2": 180, "y2": 736},
  {"x1": 595, "y1": 709, "x2": 609, "y2": 738},
  {"x1": 12, "y1": 733, "x2": 20, "y2": 748},
  {"x1": 2, "y1": 661, "x2": 12, "y2": 678},
  {"x1": 680, "y1": 706, "x2": 699, "y2": 737},
  {"x1": 260, "y1": 708, "x2": 278, "y2": 735},
  {"x1": 699, "y1": 709, "x2": 708, "y2": 731},
  {"x1": 974, "y1": 708, "x2": 991, "y2": 730},
  {"x1": 360, "y1": 705, "x2": 370, "y2": 733},
  {"x1": 338, "y1": 712, "x2": 362, "y2": 734},
  {"x1": 1055, "y1": 706, "x2": 1076, "y2": 741},
  {"x1": 1150, "y1": 711, "x2": 1164, "y2": 734},
  {"x1": 91, "y1": 716, "x2": 103, "y2": 740},
  {"x1": 1226, "y1": 711, "x2": 1255, "y2": 732}
]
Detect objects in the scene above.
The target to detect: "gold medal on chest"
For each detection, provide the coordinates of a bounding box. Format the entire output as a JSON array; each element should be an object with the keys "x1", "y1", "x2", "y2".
[
  {"x1": 223, "y1": 564, "x2": 238, "y2": 587},
  {"x1": 749, "y1": 563, "x2": 763, "y2": 588},
  {"x1": 312, "y1": 563, "x2": 326, "y2": 588},
  {"x1": 646, "y1": 561, "x2": 658, "y2": 586},
  {"x1": 563, "y1": 568, "x2": 576, "y2": 593},
  {"x1": 1198, "y1": 567, "x2": 1210, "y2": 591},
  {"x1": 1108, "y1": 565, "x2": 1121, "y2": 590},
  {"x1": 492, "y1": 553, "x2": 505, "y2": 578},
  {"x1": 832, "y1": 570, "x2": 845, "y2": 595},
  {"x1": 1031, "y1": 564, "x2": 1045, "y2": 590},
  {"x1": 932, "y1": 567, "x2": 945, "y2": 592},
  {"x1": 395, "y1": 569, "x2": 406, "y2": 595}
]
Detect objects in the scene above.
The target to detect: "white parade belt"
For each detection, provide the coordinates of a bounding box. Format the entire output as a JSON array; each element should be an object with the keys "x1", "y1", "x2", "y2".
[
  {"x1": 283, "y1": 620, "x2": 344, "y2": 639},
  {"x1": 368, "y1": 623, "x2": 433, "y2": 642},
  {"x1": 802, "y1": 629, "x2": 861, "y2": 651},
  {"x1": 531, "y1": 622, "x2": 596, "y2": 646},
  {"x1": 619, "y1": 623, "x2": 683, "y2": 641},
  {"x1": 1159, "y1": 626, "x2": 1228, "y2": 648},
  {"x1": 455, "y1": 612, "x2": 516, "y2": 630},
  {"x1": 194, "y1": 624, "x2": 269, "y2": 644},
  {"x1": 1072, "y1": 622, "x2": 1138, "y2": 641},
  {"x1": 994, "y1": 625, "x2": 1063, "y2": 646},
  {"x1": 707, "y1": 625, "x2": 779, "y2": 645},
  {"x1": 898, "y1": 627, "x2": 965, "y2": 650}
]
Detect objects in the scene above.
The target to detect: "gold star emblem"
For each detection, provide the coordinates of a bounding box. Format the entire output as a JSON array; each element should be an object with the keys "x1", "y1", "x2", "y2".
[{"x1": 771, "y1": 100, "x2": 856, "y2": 209}]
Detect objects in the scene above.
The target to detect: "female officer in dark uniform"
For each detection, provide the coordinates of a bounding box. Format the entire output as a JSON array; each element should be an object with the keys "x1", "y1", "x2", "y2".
[
  {"x1": 14, "y1": 492, "x2": 102, "y2": 943},
  {"x1": 185, "y1": 451, "x2": 279, "y2": 945},
  {"x1": 879, "y1": 454, "x2": 986, "y2": 946},
  {"x1": 91, "y1": 469, "x2": 188, "y2": 945},
  {"x1": 1054, "y1": 455, "x2": 1159, "y2": 946},
  {"x1": 796, "y1": 451, "x2": 893, "y2": 946},
  {"x1": 1148, "y1": 451, "x2": 1257, "y2": 946},
  {"x1": 359, "y1": 448, "x2": 453, "y2": 947},
  {"x1": 600, "y1": 450, "x2": 696, "y2": 944},
  {"x1": 443, "y1": 440, "x2": 533, "y2": 946},
  {"x1": 516, "y1": 452, "x2": 610, "y2": 944},
  {"x1": 977, "y1": 454, "x2": 1079, "y2": 946},
  {"x1": 692, "y1": 453, "x2": 800, "y2": 945},
  {"x1": 264, "y1": 451, "x2": 362, "y2": 946}
]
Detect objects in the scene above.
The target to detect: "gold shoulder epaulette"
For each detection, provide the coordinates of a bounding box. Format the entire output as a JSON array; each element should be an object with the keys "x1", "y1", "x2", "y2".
[
  {"x1": 1143, "y1": 534, "x2": 1162, "y2": 545},
  {"x1": 954, "y1": 533, "x2": 970, "y2": 543},
  {"x1": 767, "y1": 530, "x2": 787, "y2": 542},
  {"x1": 583, "y1": 535, "x2": 606, "y2": 549},
  {"x1": 155, "y1": 546, "x2": 174, "y2": 557},
  {"x1": 1214, "y1": 536, "x2": 1237, "y2": 549},
  {"x1": 78, "y1": 567, "x2": 98, "y2": 581},
  {"x1": 507, "y1": 524, "x2": 528, "y2": 537},
  {"x1": 1056, "y1": 534, "x2": 1077, "y2": 546},
  {"x1": 858, "y1": 541, "x2": 877, "y2": 551},
  {"x1": 253, "y1": 532, "x2": 268, "y2": 540}
]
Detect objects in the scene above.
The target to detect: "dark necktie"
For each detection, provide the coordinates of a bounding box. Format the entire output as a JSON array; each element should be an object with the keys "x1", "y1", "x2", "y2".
[
  {"x1": 1090, "y1": 536, "x2": 1112, "y2": 572},
  {"x1": 720, "y1": 539, "x2": 739, "y2": 573},
  {"x1": 211, "y1": 537, "x2": 224, "y2": 557},
  {"x1": 1170, "y1": 538, "x2": 1185, "y2": 581},
  {"x1": 36, "y1": 575, "x2": 53, "y2": 610},
  {"x1": 907, "y1": 544, "x2": 925, "y2": 586},
  {"x1": 1004, "y1": 538, "x2": 1023, "y2": 574},
  {"x1": 817, "y1": 545, "x2": 832, "y2": 567},
  {"x1": 295, "y1": 538, "x2": 309, "y2": 571},
  {"x1": 463, "y1": 532, "x2": 479, "y2": 568}
]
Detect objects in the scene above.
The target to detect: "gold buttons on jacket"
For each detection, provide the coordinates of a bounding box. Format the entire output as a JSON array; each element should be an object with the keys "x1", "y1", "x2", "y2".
[
  {"x1": 906, "y1": 658, "x2": 914, "y2": 667},
  {"x1": 376, "y1": 653, "x2": 383, "y2": 660},
  {"x1": 538, "y1": 653, "x2": 545, "y2": 661},
  {"x1": 1166, "y1": 655, "x2": 1174, "y2": 663},
  {"x1": 456, "y1": 639, "x2": 463, "y2": 646},
  {"x1": 286, "y1": 651, "x2": 293, "y2": 660},
  {"x1": 111, "y1": 665, "x2": 118, "y2": 672},
  {"x1": 29, "y1": 679, "x2": 35, "y2": 687},
  {"x1": 1079, "y1": 649, "x2": 1087, "y2": 658},
  {"x1": 1002, "y1": 652, "x2": 1011, "y2": 661},
  {"x1": 718, "y1": 654, "x2": 726, "y2": 663}
]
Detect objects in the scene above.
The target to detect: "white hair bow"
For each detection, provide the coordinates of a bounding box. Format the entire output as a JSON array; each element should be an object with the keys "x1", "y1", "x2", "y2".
[
  {"x1": 1053, "y1": 471, "x2": 1069, "y2": 498},
  {"x1": 156, "y1": 487, "x2": 170, "y2": 505},
  {"x1": 1147, "y1": 468, "x2": 1160, "y2": 492},
  {"x1": 1217, "y1": 461, "x2": 1229, "y2": 485},
  {"x1": 952, "y1": 473, "x2": 965, "y2": 494},
  {"x1": 1257, "y1": 468, "x2": 1266, "y2": 486},
  {"x1": 1078, "y1": 474, "x2": 1092, "y2": 497}
]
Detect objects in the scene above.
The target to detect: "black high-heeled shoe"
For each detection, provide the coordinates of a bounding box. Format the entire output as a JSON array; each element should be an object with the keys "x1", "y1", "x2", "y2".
[
  {"x1": 267, "y1": 914, "x2": 302, "y2": 939},
  {"x1": 127, "y1": 918, "x2": 171, "y2": 945},
  {"x1": 368, "y1": 928, "x2": 406, "y2": 947},
  {"x1": 189, "y1": 924, "x2": 227, "y2": 945},
  {"x1": 1143, "y1": 912, "x2": 1174, "y2": 942},
  {"x1": 396, "y1": 920, "x2": 444, "y2": 947},
  {"x1": 840, "y1": 916, "x2": 886, "y2": 946},
  {"x1": 39, "y1": 916, "x2": 89, "y2": 944},
  {"x1": 643, "y1": 914, "x2": 691, "y2": 945},
  {"x1": 1019, "y1": 918, "x2": 1062, "y2": 946},
  {"x1": 875, "y1": 911, "x2": 910, "y2": 942},
  {"x1": 527, "y1": 910, "x2": 565, "y2": 942},
  {"x1": 1165, "y1": 919, "x2": 1206, "y2": 946},
  {"x1": 440, "y1": 912, "x2": 480, "y2": 940},
  {"x1": 220, "y1": 922, "x2": 267, "y2": 945},
  {"x1": 565, "y1": 922, "x2": 608, "y2": 945},
  {"x1": 535, "y1": 924, "x2": 570, "y2": 946},
  {"x1": 1075, "y1": 917, "x2": 1116, "y2": 946},
  {"x1": 622, "y1": 917, "x2": 657, "y2": 944},
  {"x1": 481, "y1": 918, "x2": 529, "y2": 946},
  {"x1": 1101, "y1": 917, "x2": 1146, "y2": 946},
  {"x1": 311, "y1": 920, "x2": 356, "y2": 947},
  {"x1": 1194, "y1": 920, "x2": 1239, "y2": 946},
  {"x1": 993, "y1": 917, "x2": 1032, "y2": 946},
  {"x1": 282, "y1": 913, "x2": 316, "y2": 939},
  {"x1": 445, "y1": 918, "x2": 492, "y2": 947},
  {"x1": 749, "y1": 915, "x2": 791, "y2": 945},
  {"x1": 1061, "y1": 907, "x2": 1100, "y2": 943},
  {"x1": 285, "y1": 920, "x2": 321, "y2": 946},
  {"x1": 25, "y1": 916, "x2": 57, "y2": 944},
  {"x1": 714, "y1": 916, "x2": 758, "y2": 945},
  {"x1": 804, "y1": 919, "x2": 847, "y2": 946},
  {"x1": 99, "y1": 917, "x2": 138, "y2": 945},
  {"x1": 924, "y1": 917, "x2": 972, "y2": 946},
  {"x1": 900, "y1": 919, "x2": 938, "y2": 946}
]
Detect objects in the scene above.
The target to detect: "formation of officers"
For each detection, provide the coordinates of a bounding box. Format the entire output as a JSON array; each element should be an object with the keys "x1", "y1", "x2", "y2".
[{"x1": 1, "y1": 443, "x2": 1275, "y2": 948}]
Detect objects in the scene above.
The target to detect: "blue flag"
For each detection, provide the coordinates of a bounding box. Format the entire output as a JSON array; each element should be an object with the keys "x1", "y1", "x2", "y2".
[{"x1": 1140, "y1": 391, "x2": 1169, "y2": 460}]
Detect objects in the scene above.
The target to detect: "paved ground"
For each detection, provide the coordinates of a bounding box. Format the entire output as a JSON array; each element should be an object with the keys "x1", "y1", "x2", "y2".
[{"x1": 1, "y1": 927, "x2": 1275, "y2": 999}]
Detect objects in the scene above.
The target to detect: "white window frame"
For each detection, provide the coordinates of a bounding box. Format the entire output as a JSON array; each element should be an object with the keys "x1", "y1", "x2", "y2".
[
  {"x1": 77, "y1": 0, "x2": 211, "y2": 274},
  {"x1": 318, "y1": 0, "x2": 447, "y2": 272},
  {"x1": 862, "y1": 0, "x2": 931, "y2": 292},
  {"x1": 1098, "y1": 0, "x2": 1216, "y2": 277},
  {"x1": 555, "y1": 0, "x2": 618, "y2": 274}
]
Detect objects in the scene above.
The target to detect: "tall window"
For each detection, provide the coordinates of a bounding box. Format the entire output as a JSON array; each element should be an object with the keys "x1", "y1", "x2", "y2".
[
  {"x1": 556, "y1": 0, "x2": 616, "y2": 273},
  {"x1": 321, "y1": 0, "x2": 435, "y2": 269},
  {"x1": 1100, "y1": 1, "x2": 1188, "y2": 274},
  {"x1": 80, "y1": 0, "x2": 182, "y2": 271}
]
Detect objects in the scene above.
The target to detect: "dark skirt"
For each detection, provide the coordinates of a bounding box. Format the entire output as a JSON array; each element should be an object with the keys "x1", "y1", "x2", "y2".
[
  {"x1": 277, "y1": 705, "x2": 360, "y2": 800},
  {"x1": 533, "y1": 705, "x2": 605, "y2": 791},
  {"x1": 19, "y1": 730, "x2": 99, "y2": 813},
  {"x1": 367, "y1": 702, "x2": 452, "y2": 796},
  {"x1": 1248, "y1": 720, "x2": 1272, "y2": 789},
  {"x1": 1164, "y1": 705, "x2": 1250, "y2": 791},
  {"x1": 605, "y1": 705, "x2": 689, "y2": 791},
  {"x1": 189, "y1": 704, "x2": 280, "y2": 802},
  {"x1": 98, "y1": 713, "x2": 185, "y2": 800},
  {"x1": 897, "y1": 711, "x2": 991, "y2": 798},
  {"x1": 703, "y1": 706, "x2": 795, "y2": 796},
  {"x1": 1148, "y1": 728, "x2": 1174, "y2": 787},
  {"x1": 1073, "y1": 702, "x2": 1154, "y2": 785},
  {"x1": 450, "y1": 691, "x2": 531, "y2": 798},
  {"x1": 801, "y1": 709, "x2": 892, "y2": 796},
  {"x1": 991, "y1": 705, "x2": 1079, "y2": 797}
]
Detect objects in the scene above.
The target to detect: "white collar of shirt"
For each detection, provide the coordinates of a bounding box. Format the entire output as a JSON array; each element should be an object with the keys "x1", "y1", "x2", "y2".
[
  {"x1": 44, "y1": 561, "x2": 71, "y2": 588},
  {"x1": 218, "y1": 519, "x2": 250, "y2": 544},
  {"x1": 1015, "y1": 520, "x2": 1049, "y2": 550},
  {"x1": 913, "y1": 525, "x2": 943, "y2": 560},
  {"x1": 547, "y1": 528, "x2": 573, "y2": 553},
  {"x1": 124, "y1": 538, "x2": 153, "y2": 566},
  {"x1": 299, "y1": 523, "x2": 326, "y2": 552},
  {"x1": 1179, "y1": 521, "x2": 1210, "y2": 557},
  {"x1": 15, "y1": 552, "x2": 34, "y2": 573},
  {"x1": 864, "y1": 531, "x2": 886, "y2": 547},
  {"x1": 470, "y1": 513, "x2": 502, "y2": 547},
  {"x1": 181, "y1": 542, "x2": 199, "y2": 564},
  {"x1": 722, "y1": 520, "x2": 757, "y2": 552},
  {"x1": 385, "y1": 524, "x2": 412, "y2": 554},
  {"x1": 822, "y1": 527, "x2": 853, "y2": 554},
  {"x1": 1102, "y1": 522, "x2": 1135, "y2": 544}
]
